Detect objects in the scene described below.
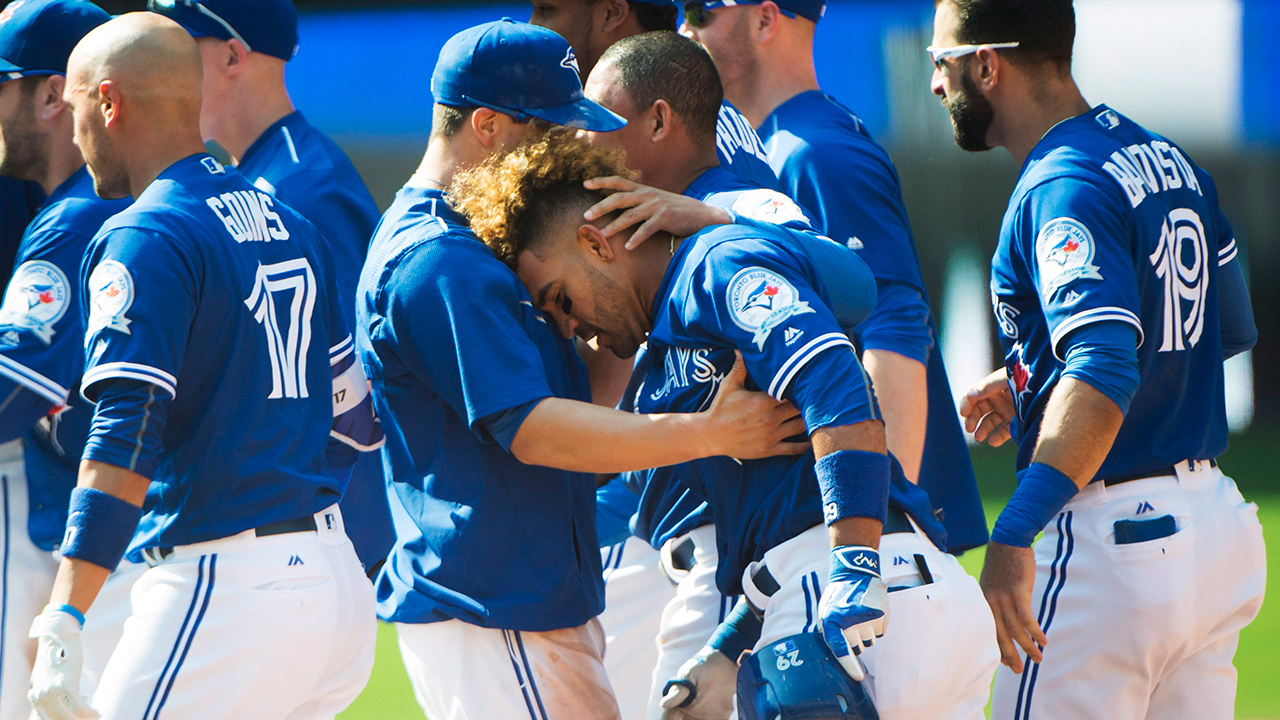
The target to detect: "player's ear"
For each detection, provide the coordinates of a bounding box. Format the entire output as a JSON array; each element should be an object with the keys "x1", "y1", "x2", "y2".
[
  {"x1": 599, "y1": 0, "x2": 630, "y2": 34},
  {"x1": 470, "y1": 107, "x2": 502, "y2": 148},
  {"x1": 649, "y1": 100, "x2": 671, "y2": 143},
  {"x1": 37, "y1": 75, "x2": 67, "y2": 123},
  {"x1": 756, "y1": 2, "x2": 784, "y2": 43},
  {"x1": 972, "y1": 47, "x2": 1000, "y2": 92},
  {"x1": 578, "y1": 223, "x2": 616, "y2": 262},
  {"x1": 224, "y1": 38, "x2": 250, "y2": 75},
  {"x1": 98, "y1": 80, "x2": 122, "y2": 129}
]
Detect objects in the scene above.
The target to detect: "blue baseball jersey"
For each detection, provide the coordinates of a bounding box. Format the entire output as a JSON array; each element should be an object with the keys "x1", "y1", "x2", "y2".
[
  {"x1": 629, "y1": 222, "x2": 945, "y2": 595},
  {"x1": 618, "y1": 166, "x2": 823, "y2": 550},
  {"x1": 759, "y1": 90, "x2": 988, "y2": 552},
  {"x1": 993, "y1": 105, "x2": 1249, "y2": 477},
  {"x1": 716, "y1": 101, "x2": 782, "y2": 191},
  {"x1": 0, "y1": 167, "x2": 128, "y2": 549},
  {"x1": 357, "y1": 184, "x2": 601, "y2": 631},
  {"x1": 235, "y1": 110, "x2": 392, "y2": 571},
  {"x1": 0, "y1": 178, "x2": 45, "y2": 291},
  {"x1": 80, "y1": 154, "x2": 350, "y2": 555}
]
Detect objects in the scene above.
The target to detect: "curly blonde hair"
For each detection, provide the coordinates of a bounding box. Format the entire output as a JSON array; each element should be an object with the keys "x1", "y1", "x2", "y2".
[{"x1": 449, "y1": 130, "x2": 636, "y2": 264}]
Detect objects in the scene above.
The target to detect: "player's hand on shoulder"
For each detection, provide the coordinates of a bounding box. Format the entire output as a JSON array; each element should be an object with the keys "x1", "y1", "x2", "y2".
[
  {"x1": 659, "y1": 646, "x2": 738, "y2": 720},
  {"x1": 583, "y1": 177, "x2": 733, "y2": 250},
  {"x1": 819, "y1": 545, "x2": 888, "y2": 681},
  {"x1": 702, "y1": 351, "x2": 809, "y2": 460},
  {"x1": 28, "y1": 609, "x2": 100, "y2": 720},
  {"x1": 959, "y1": 369, "x2": 1015, "y2": 446},
  {"x1": 980, "y1": 541, "x2": 1046, "y2": 673}
]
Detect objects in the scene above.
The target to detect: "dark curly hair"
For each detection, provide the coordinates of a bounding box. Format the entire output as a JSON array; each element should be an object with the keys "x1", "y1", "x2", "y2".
[{"x1": 449, "y1": 131, "x2": 635, "y2": 264}]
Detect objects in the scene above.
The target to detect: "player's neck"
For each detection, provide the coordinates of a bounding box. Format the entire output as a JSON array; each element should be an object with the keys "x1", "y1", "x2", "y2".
[
  {"x1": 996, "y1": 74, "x2": 1092, "y2": 167},
  {"x1": 728, "y1": 47, "x2": 819, "y2": 128},
  {"x1": 413, "y1": 136, "x2": 474, "y2": 191},
  {"x1": 653, "y1": 150, "x2": 719, "y2": 196},
  {"x1": 218, "y1": 83, "x2": 297, "y2": 163},
  {"x1": 37, "y1": 133, "x2": 86, "y2": 196},
  {"x1": 125, "y1": 129, "x2": 209, "y2": 200},
  {"x1": 632, "y1": 233, "x2": 680, "y2": 325}
]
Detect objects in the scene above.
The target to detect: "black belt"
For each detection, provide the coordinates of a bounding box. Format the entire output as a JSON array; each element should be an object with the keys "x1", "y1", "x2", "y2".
[
  {"x1": 142, "y1": 515, "x2": 318, "y2": 567},
  {"x1": 746, "y1": 507, "x2": 918, "y2": 605},
  {"x1": 1102, "y1": 459, "x2": 1216, "y2": 487}
]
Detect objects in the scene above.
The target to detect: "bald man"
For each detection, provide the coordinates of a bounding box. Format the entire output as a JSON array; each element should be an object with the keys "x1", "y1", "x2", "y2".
[{"x1": 28, "y1": 14, "x2": 377, "y2": 720}]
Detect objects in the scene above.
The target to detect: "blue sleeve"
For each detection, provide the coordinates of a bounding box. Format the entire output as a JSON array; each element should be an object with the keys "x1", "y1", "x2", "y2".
[
  {"x1": 0, "y1": 230, "x2": 93, "y2": 440},
  {"x1": 595, "y1": 475, "x2": 640, "y2": 548},
  {"x1": 375, "y1": 244, "x2": 555, "y2": 445},
  {"x1": 478, "y1": 397, "x2": 544, "y2": 452},
  {"x1": 80, "y1": 226, "x2": 197, "y2": 403},
  {"x1": 82, "y1": 378, "x2": 170, "y2": 479},
  {"x1": 1199, "y1": 172, "x2": 1256, "y2": 359},
  {"x1": 1059, "y1": 321, "x2": 1141, "y2": 415},
  {"x1": 683, "y1": 239, "x2": 879, "y2": 432},
  {"x1": 1017, "y1": 177, "x2": 1143, "y2": 359},
  {"x1": 853, "y1": 281, "x2": 933, "y2": 365},
  {"x1": 778, "y1": 139, "x2": 924, "y2": 292}
]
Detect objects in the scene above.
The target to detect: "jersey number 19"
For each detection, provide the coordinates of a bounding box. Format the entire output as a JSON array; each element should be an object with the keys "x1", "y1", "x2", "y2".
[
  {"x1": 1149, "y1": 208, "x2": 1209, "y2": 353},
  {"x1": 245, "y1": 258, "x2": 317, "y2": 399}
]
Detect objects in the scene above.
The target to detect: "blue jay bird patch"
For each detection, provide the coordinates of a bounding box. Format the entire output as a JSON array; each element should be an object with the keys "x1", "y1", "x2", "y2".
[
  {"x1": 1036, "y1": 217, "x2": 1103, "y2": 295},
  {"x1": 0, "y1": 260, "x2": 70, "y2": 344},
  {"x1": 726, "y1": 267, "x2": 815, "y2": 349},
  {"x1": 85, "y1": 259, "x2": 135, "y2": 338}
]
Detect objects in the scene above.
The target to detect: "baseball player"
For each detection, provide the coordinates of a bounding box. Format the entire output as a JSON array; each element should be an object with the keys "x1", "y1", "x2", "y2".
[
  {"x1": 683, "y1": 0, "x2": 991, "y2": 555},
  {"x1": 573, "y1": 31, "x2": 825, "y2": 720},
  {"x1": 0, "y1": 3, "x2": 124, "y2": 718},
  {"x1": 928, "y1": 1, "x2": 1267, "y2": 718},
  {"x1": 28, "y1": 13, "x2": 379, "y2": 718},
  {"x1": 356, "y1": 20, "x2": 804, "y2": 720},
  {"x1": 531, "y1": 0, "x2": 780, "y2": 192},
  {"x1": 451, "y1": 132, "x2": 999, "y2": 720},
  {"x1": 146, "y1": 0, "x2": 393, "y2": 578}
]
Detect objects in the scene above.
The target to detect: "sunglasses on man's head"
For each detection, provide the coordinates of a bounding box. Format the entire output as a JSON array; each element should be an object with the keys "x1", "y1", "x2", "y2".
[
  {"x1": 682, "y1": 2, "x2": 797, "y2": 29},
  {"x1": 926, "y1": 42, "x2": 1020, "y2": 70}
]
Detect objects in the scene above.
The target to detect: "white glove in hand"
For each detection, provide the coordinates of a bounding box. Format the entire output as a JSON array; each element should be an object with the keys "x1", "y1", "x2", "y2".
[
  {"x1": 659, "y1": 646, "x2": 738, "y2": 720},
  {"x1": 28, "y1": 610, "x2": 99, "y2": 720}
]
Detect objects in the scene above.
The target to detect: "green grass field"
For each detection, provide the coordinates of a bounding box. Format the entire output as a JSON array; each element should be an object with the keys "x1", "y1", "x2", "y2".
[{"x1": 339, "y1": 432, "x2": 1279, "y2": 720}]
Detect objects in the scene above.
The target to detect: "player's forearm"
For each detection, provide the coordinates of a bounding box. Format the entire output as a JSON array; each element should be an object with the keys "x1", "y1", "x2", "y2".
[
  {"x1": 812, "y1": 420, "x2": 887, "y2": 549},
  {"x1": 1029, "y1": 377, "x2": 1125, "y2": 487},
  {"x1": 862, "y1": 349, "x2": 928, "y2": 483},
  {"x1": 509, "y1": 398, "x2": 717, "y2": 473},
  {"x1": 48, "y1": 460, "x2": 149, "y2": 614}
]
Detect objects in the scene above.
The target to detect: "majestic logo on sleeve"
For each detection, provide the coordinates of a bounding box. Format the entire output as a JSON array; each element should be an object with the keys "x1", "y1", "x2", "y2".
[
  {"x1": 726, "y1": 267, "x2": 815, "y2": 349},
  {"x1": 86, "y1": 260, "x2": 135, "y2": 339},
  {"x1": 0, "y1": 261, "x2": 70, "y2": 344},
  {"x1": 1036, "y1": 217, "x2": 1103, "y2": 296}
]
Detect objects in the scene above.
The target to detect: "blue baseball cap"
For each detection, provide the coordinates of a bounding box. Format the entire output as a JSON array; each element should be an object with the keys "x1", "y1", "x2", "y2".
[
  {"x1": 147, "y1": 0, "x2": 298, "y2": 61},
  {"x1": 431, "y1": 19, "x2": 625, "y2": 133},
  {"x1": 693, "y1": 0, "x2": 825, "y2": 23},
  {"x1": 0, "y1": 0, "x2": 110, "y2": 81}
]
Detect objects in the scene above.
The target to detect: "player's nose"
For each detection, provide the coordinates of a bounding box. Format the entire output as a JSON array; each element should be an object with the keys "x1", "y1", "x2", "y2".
[
  {"x1": 931, "y1": 69, "x2": 946, "y2": 98},
  {"x1": 679, "y1": 22, "x2": 696, "y2": 40},
  {"x1": 556, "y1": 313, "x2": 578, "y2": 340}
]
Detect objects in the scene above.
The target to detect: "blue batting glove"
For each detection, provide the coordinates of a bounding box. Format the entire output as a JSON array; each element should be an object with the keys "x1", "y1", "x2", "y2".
[{"x1": 819, "y1": 545, "x2": 888, "y2": 680}]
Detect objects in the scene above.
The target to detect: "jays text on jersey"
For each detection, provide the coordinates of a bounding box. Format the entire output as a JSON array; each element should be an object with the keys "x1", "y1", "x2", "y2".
[
  {"x1": 628, "y1": 221, "x2": 945, "y2": 595},
  {"x1": 79, "y1": 154, "x2": 352, "y2": 556},
  {"x1": 356, "y1": 185, "x2": 602, "y2": 632},
  {"x1": 758, "y1": 89, "x2": 988, "y2": 552},
  {"x1": 992, "y1": 105, "x2": 1255, "y2": 478},
  {"x1": 0, "y1": 167, "x2": 129, "y2": 549},
  {"x1": 234, "y1": 109, "x2": 392, "y2": 571}
]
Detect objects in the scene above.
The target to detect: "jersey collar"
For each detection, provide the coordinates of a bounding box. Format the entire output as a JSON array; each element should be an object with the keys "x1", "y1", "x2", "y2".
[
  {"x1": 239, "y1": 110, "x2": 306, "y2": 168},
  {"x1": 1019, "y1": 103, "x2": 1112, "y2": 176},
  {"x1": 43, "y1": 164, "x2": 95, "y2": 209}
]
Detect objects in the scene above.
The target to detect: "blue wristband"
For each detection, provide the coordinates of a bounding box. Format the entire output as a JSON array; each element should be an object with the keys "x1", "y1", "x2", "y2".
[
  {"x1": 990, "y1": 463, "x2": 1081, "y2": 548},
  {"x1": 814, "y1": 450, "x2": 890, "y2": 525},
  {"x1": 60, "y1": 487, "x2": 143, "y2": 571},
  {"x1": 708, "y1": 600, "x2": 763, "y2": 662},
  {"x1": 43, "y1": 603, "x2": 86, "y2": 628}
]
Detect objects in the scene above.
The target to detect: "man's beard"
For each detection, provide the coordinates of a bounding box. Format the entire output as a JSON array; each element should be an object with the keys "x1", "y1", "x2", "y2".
[
  {"x1": 0, "y1": 110, "x2": 46, "y2": 183},
  {"x1": 945, "y1": 70, "x2": 996, "y2": 153}
]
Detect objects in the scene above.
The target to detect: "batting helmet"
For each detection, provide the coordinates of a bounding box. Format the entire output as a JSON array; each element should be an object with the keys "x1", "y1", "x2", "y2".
[{"x1": 737, "y1": 632, "x2": 879, "y2": 720}]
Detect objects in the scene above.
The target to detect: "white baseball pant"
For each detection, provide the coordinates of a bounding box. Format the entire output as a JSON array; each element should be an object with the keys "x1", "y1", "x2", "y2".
[
  {"x1": 743, "y1": 523, "x2": 999, "y2": 720},
  {"x1": 991, "y1": 461, "x2": 1266, "y2": 720},
  {"x1": 396, "y1": 616, "x2": 622, "y2": 720},
  {"x1": 597, "y1": 536, "x2": 675, "y2": 720}
]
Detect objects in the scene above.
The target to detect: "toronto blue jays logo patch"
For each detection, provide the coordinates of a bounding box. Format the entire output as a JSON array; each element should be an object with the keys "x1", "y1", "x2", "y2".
[
  {"x1": 729, "y1": 190, "x2": 809, "y2": 226},
  {"x1": 86, "y1": 260, "x2": 135, "y2": 340},
  {"x1": 726, "y1": 267, "x2": 815, "y2": 349},
  {"x1": 1036, "y1": 217, "x2": 1102, "y2": 295},
  {"x1": 0, "y1": 260, "x2": 69, "y2": 345}
]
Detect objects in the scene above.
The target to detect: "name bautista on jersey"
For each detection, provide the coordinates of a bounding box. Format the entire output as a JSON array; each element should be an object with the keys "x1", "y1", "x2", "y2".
[
  {"x1": 206, "y1": 189, "x2": 292, "y2": 243},
  {"x1": 1100, "y1": 135, "x2": 1203, "y2": 209}
]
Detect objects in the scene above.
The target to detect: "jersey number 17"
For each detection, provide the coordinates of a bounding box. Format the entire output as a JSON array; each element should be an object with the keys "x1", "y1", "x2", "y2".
[{"x1": 245, "y1": 258, "x2": 317, "y2": 399}]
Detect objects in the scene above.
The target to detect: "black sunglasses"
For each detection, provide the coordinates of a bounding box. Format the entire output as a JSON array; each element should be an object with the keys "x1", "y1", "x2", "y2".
[{"x1": 683, "y1": 2, "x2": 712, "y2": 28}]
